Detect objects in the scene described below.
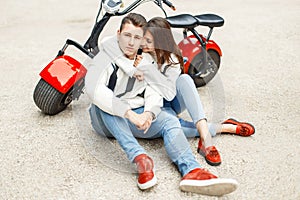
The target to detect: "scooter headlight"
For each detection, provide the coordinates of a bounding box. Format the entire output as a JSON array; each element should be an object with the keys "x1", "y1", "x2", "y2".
[{"x1": 103, "y1": 0, "x2": 123, "y2": 14}]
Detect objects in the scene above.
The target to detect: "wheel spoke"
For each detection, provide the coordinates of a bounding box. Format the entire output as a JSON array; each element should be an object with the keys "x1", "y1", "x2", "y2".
[{"x1": 188, "y1": 50, "x2": 221, "y2": 87}]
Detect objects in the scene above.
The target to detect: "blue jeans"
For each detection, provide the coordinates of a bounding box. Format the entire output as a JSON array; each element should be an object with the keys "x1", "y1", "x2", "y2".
[
  {"x1": 166, "y1": 74, "x2": 217, "y2": 137},
  {"x1": 89, "y1": 104, "x2": 201, "y2": 177}
]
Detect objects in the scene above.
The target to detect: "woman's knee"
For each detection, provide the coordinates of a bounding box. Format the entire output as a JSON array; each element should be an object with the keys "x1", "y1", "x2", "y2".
[{"x1": 176, "y1": 74, "x2": 194, "y2": 90}]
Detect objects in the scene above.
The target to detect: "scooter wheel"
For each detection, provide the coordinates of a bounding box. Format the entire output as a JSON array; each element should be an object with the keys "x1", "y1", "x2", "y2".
[
  {"x1": 188, "y1": 50, "x2": 221, "y2": 87},
  {"x1": 33, "y1": 79, "x2": 73, "y2": 115}
]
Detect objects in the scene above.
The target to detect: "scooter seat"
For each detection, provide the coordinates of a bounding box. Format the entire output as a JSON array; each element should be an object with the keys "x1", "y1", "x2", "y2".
[
  {"x1": 194, "y1": 14, "x2": 224, "y2": 28},
  {"x1": 166, "y1": 14, "x2": 198, "y2": 29}
]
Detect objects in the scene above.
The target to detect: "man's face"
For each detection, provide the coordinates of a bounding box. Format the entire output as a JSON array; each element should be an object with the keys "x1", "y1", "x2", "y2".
[{"x1": 117, "y1": 23, "x2": 144, "y2": 60}]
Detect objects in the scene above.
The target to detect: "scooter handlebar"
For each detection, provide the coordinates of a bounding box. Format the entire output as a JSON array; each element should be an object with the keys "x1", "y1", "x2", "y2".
[
  {"x1": 162, "y1": 0, "x2": 175, "y2": 10},
  {"x1": 114, "y1": 0, "x2": 175, "y2": 16},
  {"x1": 58, "y1": 39, "x2": 95, "y2": 58}
]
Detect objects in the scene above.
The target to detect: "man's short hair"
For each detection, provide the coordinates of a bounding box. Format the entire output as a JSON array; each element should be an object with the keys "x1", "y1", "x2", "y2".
[{"x1": 119, "y1": 13, "x2": 147, "y2": 32}]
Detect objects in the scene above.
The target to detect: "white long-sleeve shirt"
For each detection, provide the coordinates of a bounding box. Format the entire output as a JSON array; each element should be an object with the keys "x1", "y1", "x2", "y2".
[
  {"x1": 101, "y1": 36, "x2": 182, "y2": 101},
  {"x1": 85, "y1": 37, "x2": 163, "y2": 118}
]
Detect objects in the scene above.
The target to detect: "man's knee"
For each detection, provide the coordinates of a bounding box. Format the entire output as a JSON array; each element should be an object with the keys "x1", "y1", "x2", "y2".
[
  {"x1": 158, "y1": 111, "x2": 181, "y2": 130},
  {"x1": 89, "y1": 104, "x2": 114, "y2": 137}
]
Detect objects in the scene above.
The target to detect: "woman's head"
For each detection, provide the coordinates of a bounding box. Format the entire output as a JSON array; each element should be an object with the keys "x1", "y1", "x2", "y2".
[{"x1": 143, "y1": 17, "x2": 183, "y2": 68}]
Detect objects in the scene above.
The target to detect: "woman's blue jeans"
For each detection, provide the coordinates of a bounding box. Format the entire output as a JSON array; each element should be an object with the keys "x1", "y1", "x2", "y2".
[
  {"x1": 89, "y1": 104, "x2": 201, "y2": 177},
  {"x1": 168, "y1": 74, "x2": 217, "y2": 137}
]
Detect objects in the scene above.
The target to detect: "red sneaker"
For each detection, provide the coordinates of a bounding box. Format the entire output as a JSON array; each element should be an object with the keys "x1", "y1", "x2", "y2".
[
  {"x1": 134, "y1": 154, "x2": 157, "y2": 190},
  {"x1": 180, "y1": 168, "x2": 238, "y2": 196},
  {"x1": 197, "y1": 140, "x2": 221, "y2": 166},
  {"x1": 222, "y1": 118, "x2": 255, "y2": 136}
]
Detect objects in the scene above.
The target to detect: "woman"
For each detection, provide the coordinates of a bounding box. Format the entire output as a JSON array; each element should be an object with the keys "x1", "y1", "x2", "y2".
[
  {"x1": 143, "y1": 17, "x2": 255, "y2": 166},
  {"x1": 101, "y1": 17, "x2": 255, "y2": 166}
]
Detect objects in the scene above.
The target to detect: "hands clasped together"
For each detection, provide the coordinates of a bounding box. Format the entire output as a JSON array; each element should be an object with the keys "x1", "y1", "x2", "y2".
[{"x1": 125, "y1": 110, "x2": 154, "y2": 134}]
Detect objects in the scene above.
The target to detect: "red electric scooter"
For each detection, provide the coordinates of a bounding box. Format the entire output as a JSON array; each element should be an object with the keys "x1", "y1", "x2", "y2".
[{"x1": 33, "y1": 0, "x2": 224, "y2": 115}]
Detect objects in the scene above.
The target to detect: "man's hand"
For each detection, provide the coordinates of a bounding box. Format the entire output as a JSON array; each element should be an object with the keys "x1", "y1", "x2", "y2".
[
  {"x1": 124, "y1": 110, "x2": 153, "y2": 133},
  {"x1": 138, "y1": 112, "x2": 154, "y2": 133}
]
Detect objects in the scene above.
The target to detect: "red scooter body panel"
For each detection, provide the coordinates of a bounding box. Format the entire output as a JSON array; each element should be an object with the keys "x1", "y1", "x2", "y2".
[
  {"x1": 178, "y1": 35, "x2": 222, "y2": 74},
  {"x1": 39, "y1": 55, "x2": 87, "y2": 94}
]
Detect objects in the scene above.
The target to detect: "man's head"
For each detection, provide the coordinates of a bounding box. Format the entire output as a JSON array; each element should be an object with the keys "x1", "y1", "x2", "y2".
[{"x1": 117, "y1": 13, "x2": 147, "y2": 59}]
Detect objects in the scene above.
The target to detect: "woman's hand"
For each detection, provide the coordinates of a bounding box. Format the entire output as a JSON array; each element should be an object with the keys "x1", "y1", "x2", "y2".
[
  {"x1": 133, "y1": 55, "x2": 143, "y2": 67},
  {"x1": 133, "y1": 54, "x2": 144, "y2": 81},
  {"x1": 133, "y1": 70, "x2": 144, "y2": 81}
]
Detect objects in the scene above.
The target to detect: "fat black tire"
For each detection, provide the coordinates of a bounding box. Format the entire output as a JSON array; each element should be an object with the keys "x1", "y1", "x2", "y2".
[
  {"x1": 33, "y1": 79, "x2": 73, "y2": 115},
  {"x1": 188, "y1": 50, "x2": 221, "y2": 87}
]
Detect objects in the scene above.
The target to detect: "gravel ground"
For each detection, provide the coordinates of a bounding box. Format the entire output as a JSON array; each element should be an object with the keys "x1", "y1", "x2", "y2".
[{"x1": 0, "y1": 0, "x2": 299, "y2": 199}]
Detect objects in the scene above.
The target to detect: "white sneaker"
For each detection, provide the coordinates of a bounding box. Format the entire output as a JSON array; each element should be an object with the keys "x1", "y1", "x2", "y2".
[{"x1": 179, "y1": 168, "x2": 238, "y2": 196}]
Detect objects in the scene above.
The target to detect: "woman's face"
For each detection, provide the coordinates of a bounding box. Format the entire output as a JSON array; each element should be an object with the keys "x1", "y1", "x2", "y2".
[{"x1": 142, "y1": 30, "x2": 155, "y2": 53}]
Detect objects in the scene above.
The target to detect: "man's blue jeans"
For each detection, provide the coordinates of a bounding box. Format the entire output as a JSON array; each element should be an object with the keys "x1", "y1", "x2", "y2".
[{"x1": 89, "y1": 104, "x2": 201, "y2": 177}]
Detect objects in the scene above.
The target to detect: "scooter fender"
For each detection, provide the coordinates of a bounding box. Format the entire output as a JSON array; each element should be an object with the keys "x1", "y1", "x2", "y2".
[
  {"x1": 39, "y1": 55, "x2": 87, "y2": 94},
  {"x1": 178, "y1": 35, "x2": 222, "y2": 74}
]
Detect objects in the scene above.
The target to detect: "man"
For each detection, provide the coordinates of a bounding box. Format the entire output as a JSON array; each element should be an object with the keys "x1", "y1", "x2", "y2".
[{"x1": 85, "y1": 13, "x2": 238, "y2": 196}]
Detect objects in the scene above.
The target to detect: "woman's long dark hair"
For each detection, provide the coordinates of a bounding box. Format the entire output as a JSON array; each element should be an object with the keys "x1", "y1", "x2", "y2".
[{"x1": 146, "y1": 17, "x2": 184, "y2": 71}]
